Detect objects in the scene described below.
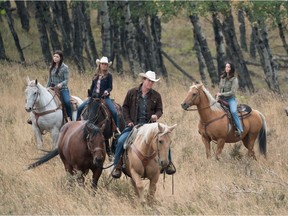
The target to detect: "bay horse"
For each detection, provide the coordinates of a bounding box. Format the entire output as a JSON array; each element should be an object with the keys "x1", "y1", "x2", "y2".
[
  {"x1": 82, "y1": 97, "x2": 125, "y2": 158},
  {"x1": 25, "y1": 77, "x2": 83, "y2": 149},
  {"x1": 122, "y1": 122, "x2": 177, "y2": 203},
  {"x1": 181, "y1": 83, "x2": 267, "y2": 160},
  {"x1": 27, "y1": 121, "x2": 106, "y2": 188}
]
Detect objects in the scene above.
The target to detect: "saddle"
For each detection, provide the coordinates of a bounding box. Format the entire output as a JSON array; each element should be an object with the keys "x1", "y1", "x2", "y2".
[
  {"x1": 48, "y1": 87, "x2": 79, "y2": 121},
  {"x1": 217, "y1": 98, "x2": 252, "y2": 127}
]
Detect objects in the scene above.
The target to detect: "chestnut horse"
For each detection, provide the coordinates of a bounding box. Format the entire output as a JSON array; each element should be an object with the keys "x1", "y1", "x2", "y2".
[
  {"x1": 27, "y1": 121, "x2": 106, "y2": 188},
  {"x1": 122, "y1": 122, "x2": 177, "y2": 203},
  {"x1": 181, "y1": 83, "x2": 267, "y2": 160}
]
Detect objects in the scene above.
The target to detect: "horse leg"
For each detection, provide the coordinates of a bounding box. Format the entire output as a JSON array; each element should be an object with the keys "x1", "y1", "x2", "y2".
[
  {"x1": 215, "y1": 139, "x2": 226, "y2": 160},
  {"x1": 130, "y1": 170, "x2": 145, "y2": 203},
  {"x1": 242, "y1": 133, "x2": 257, "y2": 160},
  {"x1": 92, "y1": 168, "x2": 103, "y2": 189},
  {"x1": 147, "y1": 175, "x2": 160, "y2": 203},
  {"x1": 32, "y1": 125, "x2": 43, "y2": 149},
  {"x1": 201, "y1": 136, "x2": 211, "y2": 158},
  {"x1": 75, "y1": 170, "x2": 85, "y2": 187},
  {"x1": 51, "y1": 127, "x2": 60, "y2": 149},
  {"x1": 105, "y1": 139, "x2": 113, "y2": 161}
]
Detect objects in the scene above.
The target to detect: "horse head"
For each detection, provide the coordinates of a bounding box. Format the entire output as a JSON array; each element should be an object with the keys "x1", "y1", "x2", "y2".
[
  {"x1": 181, "y1": 83, "x2": 204, "y2": 110},
  {"x1": 25, "y1": 78, "x2": 39, "y2": 112},
  {"x1": 85, "y1": 122, "x2": 106, "y2": 166},
  {"x1": 155, "y1": 123, "x2": 177, "y2": 168}
]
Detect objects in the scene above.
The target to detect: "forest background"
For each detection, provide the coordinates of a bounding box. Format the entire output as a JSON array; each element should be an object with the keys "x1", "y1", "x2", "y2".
[{"x1": 0, "y1": 0, "x2": 288, "y2": 215}]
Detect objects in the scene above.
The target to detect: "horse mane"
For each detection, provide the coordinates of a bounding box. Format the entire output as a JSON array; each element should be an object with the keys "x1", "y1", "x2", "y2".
[
  {"x1": 198, "y1": 84, "x2": 222, "y2": 112},
  {"x1": 137, "y1": 123, "x2": 161, "y2": 145}
]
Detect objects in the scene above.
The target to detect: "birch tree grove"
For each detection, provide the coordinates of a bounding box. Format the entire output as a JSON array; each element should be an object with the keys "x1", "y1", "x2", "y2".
[{"x1": 1, "y1": 0, "x2": 288, "y2": 92}]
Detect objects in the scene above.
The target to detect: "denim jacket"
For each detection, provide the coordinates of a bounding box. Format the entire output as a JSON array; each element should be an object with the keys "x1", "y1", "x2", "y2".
[{"x1": 47, "y1": 63, "x2": 69, "y2": 89}]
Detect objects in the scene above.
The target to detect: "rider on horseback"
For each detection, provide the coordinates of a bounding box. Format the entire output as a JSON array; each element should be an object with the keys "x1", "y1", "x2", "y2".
[
  {"x1": 111, "y1": 71, "x2": 176, "y2": 179},
  {"x1": 77, "y1": 56, "x2": 120, "y2": 134},
  {"x1": 216, "y1": 62, "x2": 243, "y2": 137}
]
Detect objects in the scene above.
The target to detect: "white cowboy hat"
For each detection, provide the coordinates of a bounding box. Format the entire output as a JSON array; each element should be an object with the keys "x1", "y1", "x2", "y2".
[
  {"x1": 139, "y1": 71, "x2": 160, "y2": 82},
  {"x1": 96, "y1": 56, "x2": 112, "y2": 66}
]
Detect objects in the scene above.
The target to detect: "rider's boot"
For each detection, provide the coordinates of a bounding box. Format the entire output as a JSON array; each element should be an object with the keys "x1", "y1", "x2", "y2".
[{"x1": 111, "y1": 157, "x2": 122, "y2": 179}]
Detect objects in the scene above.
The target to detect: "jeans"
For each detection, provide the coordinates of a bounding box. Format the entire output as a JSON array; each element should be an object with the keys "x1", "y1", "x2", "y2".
[
  {"x1": 77, "y1": 99, "x2": 88, "y2": 120},
  {"x1": 225, "y1": 96, "x2": 243, "y2": 132},
  {"x1": 60, "y1": 88, "x2": 72, "y2": 121},
  {"x1": 104, "y1": 97, "x2": 119, "y2": 128},
  {"x1": 77, "y1": 97, "x2": 119, "y2": 127},
  {"x1": 114, "y1": 127, "x2": 132, "y2": 165},
  {"x1": 113, "y1": 126, "x2": 173, "y2": 166}
]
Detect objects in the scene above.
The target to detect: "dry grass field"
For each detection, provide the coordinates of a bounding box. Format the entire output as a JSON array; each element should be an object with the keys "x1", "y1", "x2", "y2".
[
  {"x1": 0, "y1": 62, "x2": 288, "y2": 215},
  {"x1": 1, "y1": 9, "x2": 288, "y2": 215}
]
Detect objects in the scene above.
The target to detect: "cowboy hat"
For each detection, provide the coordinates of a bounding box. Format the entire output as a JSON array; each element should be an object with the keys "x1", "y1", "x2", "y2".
[
  {"x1": 96, "y1": 56, "x2": 112, "y2": 66},
  {"x1": 139, "y1": 71, "x2": 160, "y2": 82}
]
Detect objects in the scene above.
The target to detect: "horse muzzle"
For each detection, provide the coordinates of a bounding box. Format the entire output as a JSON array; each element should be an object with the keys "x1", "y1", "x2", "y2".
[
  {"x1": 25, "y1": 107, "x2": 32, "y2": 112},
  {"x1": 181, "y1": 103, "x2": 189, "y2": 110},
  {"x1": 93, "y1": 156, "x2": 104, "y2": 166}
]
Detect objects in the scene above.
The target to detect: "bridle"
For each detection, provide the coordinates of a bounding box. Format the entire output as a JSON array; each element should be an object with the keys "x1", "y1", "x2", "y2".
[
  {"x1": 88, "y1": 98, "x2": 109, "y2": 126},
  {"x1": 29, "y1": 85, "x2": 57, "y2": 111},
  {"x1": 184, "y1": 86, "x2": 216, "y2": 111}
]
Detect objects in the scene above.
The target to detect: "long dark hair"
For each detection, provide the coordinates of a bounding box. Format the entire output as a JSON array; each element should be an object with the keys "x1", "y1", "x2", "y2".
[
  {"x1": 49, "y1": 50, "x2": 63, "y2": 75},
  {"x1": 220, "y1": 61, "x2": 235, "y2": 79}
]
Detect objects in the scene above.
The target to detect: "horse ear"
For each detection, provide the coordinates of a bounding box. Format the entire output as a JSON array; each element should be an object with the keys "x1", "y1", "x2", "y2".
[
  {"x1": 26, "y1": 76, "x2": 30, "y2": 85},
  {"x1": 168, "y1": 124, "x2": 177, "y2": 132},
  {"x1": 158, "y1": 123, "x2": 165, "y2": 133}
]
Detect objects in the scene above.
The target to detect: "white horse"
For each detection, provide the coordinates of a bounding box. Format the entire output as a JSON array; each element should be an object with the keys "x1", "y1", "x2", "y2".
[{"x1": 25, "y1": 77, "x2": 83, "y2": 149}]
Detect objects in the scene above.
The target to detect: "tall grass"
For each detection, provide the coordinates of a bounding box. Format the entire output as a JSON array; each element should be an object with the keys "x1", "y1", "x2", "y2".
[{"x1": 0, "y1": 62, "x2": 287, "y2": 215}]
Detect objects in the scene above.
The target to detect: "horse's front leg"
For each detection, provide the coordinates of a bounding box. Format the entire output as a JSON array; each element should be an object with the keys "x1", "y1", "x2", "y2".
[
  {"x1": 32, "y1": 124, "x2": 43, "y2": 149},
  {"x1": 130, "y1": 169, "x2": 145, "y2": 204},
  {"x1": 92, "y1": 168, "x2": 103, "y2": 189},
  {"x1": 75, "y1": 170, "x2": 85, "y2": 187},
  {"x1": 201, "y1": 135, "x2": 211, "y2": 158},
  {"x1": 147, "y1": 173, "x2": 160, "y2": 203}
]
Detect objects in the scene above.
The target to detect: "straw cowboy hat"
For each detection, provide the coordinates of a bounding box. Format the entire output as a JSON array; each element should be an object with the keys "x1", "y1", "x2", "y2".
[
  {"x1": 96, "y1": 56, "x2": 112, "y2": 66},
  {"x1": 139, "y1": 71, "x2": 160, "y2": 82}
]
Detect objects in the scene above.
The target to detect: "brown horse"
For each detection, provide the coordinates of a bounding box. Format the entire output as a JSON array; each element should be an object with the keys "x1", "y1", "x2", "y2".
[
  {"x1": 122, "y1": 122, "x2": 177, "y2": 203},
  {"x1": 181, "y1": 83, "x2": 267, "y2": 160},
  {"x1": 82, "y1": 97, "x2": 125, "y2": 158},
  {"x1": 27, "y1": 121, "x2": 106, "y2": 188}
]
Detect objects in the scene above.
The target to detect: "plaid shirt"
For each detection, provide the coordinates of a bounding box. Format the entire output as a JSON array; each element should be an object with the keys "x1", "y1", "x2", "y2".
[{"x1": 47, "y1": 63, "x2": 69, "y2": 89}]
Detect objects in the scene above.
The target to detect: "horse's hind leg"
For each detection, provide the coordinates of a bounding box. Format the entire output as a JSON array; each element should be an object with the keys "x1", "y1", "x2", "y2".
[
  {"x1": 242, "y1": 134, "x2": 256, "y2": 160},
  {"x1": 51, "y1": 128, "x2": 60, "y2": 149}
]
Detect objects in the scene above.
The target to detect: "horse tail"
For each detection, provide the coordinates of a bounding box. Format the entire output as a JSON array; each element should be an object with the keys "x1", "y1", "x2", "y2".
[
  {"x1": 26, "y1": 148, "x2": 59, "y2": 170},
  {"x1": 257, "y1": 111, "x2": 267, "y2": 157}
]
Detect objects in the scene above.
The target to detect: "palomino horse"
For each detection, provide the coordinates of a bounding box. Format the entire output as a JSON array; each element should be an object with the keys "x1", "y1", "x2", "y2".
[
  {"x1": 122, "y1": 122, "x2": 177, "y2": 203},
  {"x1": 181, "y1": 83, "x2": 267, "y2": 160},
  {"x1": 82, "y1": 97, "x2": 125, "y2": 158},
  {"x1": 25, "y1": 77, "x2": 82, "y2": 149},
  {"x1": 27, "y1": 121, "x2": 106, "y2": 188}
]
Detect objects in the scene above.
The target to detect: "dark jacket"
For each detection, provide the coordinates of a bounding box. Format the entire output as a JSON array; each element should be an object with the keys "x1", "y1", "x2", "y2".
[
  {"x1": 89, "y1": 72, "x2": 113, "y2": 97},
  {"x1": 122, "y1": 84, "x2": 163, "y2": 125}
]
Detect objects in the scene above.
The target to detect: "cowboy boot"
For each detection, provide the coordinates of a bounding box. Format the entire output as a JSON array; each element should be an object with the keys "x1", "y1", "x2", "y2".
[
  {"x1": 111, "y1": 157, "x2": 122, "y2": 179},
  {"x1": 165, "y1": 161, "x2": 176, "y2": 175}
]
